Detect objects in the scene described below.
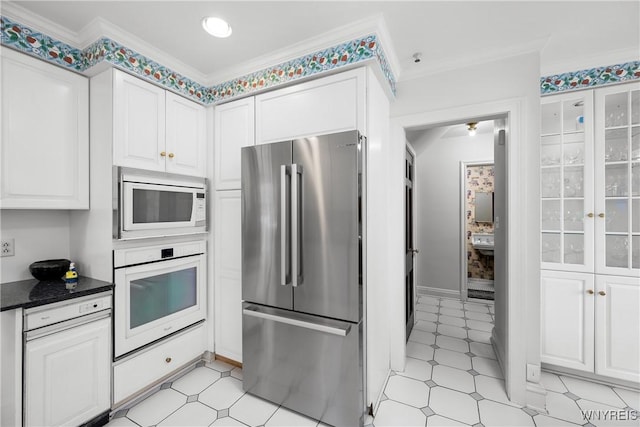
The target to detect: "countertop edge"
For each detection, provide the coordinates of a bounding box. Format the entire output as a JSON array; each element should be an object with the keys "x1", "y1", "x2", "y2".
[{"x1": 1, "y1": 277, "x2": 114, "y2": 312}]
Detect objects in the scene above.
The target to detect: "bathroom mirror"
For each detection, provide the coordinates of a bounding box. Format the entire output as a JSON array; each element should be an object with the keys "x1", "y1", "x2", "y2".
[{"x1": 475, "y1": 192, "x2": 494, "y2": 223}]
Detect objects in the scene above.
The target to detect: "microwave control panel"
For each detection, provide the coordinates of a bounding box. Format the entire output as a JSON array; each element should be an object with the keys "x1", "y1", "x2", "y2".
[{"x1": 195, "y1": 192, "x2": 206, "y2": 224}]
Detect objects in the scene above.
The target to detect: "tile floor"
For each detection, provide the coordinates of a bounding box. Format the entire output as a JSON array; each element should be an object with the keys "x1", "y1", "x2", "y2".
[{"x1": 107, "y1": 295, "x2": 640, "y2": 427}]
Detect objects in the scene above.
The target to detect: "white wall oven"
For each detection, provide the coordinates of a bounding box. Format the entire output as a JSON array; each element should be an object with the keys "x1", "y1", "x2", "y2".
[
  {"x1": 115, "y1": 167, "x2": 207, "y2": 240},
  {"x1": 113, "y1": 241, "x2": 206, "y2": 358}
]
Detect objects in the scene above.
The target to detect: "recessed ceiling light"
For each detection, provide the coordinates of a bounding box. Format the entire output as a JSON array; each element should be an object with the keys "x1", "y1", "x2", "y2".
[{"x1": 202, "y1": 16, "x2": 232, "y2": 38}]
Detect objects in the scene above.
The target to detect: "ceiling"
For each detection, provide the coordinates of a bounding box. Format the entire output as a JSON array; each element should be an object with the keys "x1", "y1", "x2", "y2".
[{"x1": 6, "y1": 1, "x2": 639, "y2": 84}]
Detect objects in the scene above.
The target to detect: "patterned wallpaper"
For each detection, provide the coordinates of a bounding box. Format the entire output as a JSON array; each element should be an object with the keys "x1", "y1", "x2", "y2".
[
  {"x1": 1, "y1": 15, "x2": 396, "y2": 104},
  {"x1": 466, "y1": 165, "x2": 495, "y2": 280}
]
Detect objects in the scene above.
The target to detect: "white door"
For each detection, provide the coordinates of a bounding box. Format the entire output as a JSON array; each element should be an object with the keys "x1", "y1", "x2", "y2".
[
  {"x1": 595, "y1": 274, "x2": 640, "y2": 382},
  {"x1": 540, "y1": 270, "x2": 595, "y2": 372},
  {"x1": 25, "y1": 317, "x2": 111, "y2": 427},
  {"x1": 594, "y1": 83, "x2": 640, "y2": 277},
  {"x1": 214, "y1": 97, "x2": 255, "y2": 190},
  {"x1": 165, "y1": 92, "x2": 206, "y2": 177},
  {"x1": 0, "y1": 48, "x2": 89, "y2": 209},
  {"x1": 214, "y1": 190, "x2": 243, "y2": 362},
  {"x1": 113, "y1": 70, "x2": 166, "y2": 171},
  {"x1": 540, "y1": 91, "x2": 595, "y2": 273}
]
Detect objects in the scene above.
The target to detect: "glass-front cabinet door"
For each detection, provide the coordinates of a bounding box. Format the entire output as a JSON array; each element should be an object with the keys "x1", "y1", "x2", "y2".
[
  {"x1": 595, "y1": 83, "x2": 640, "y2": 276},
  {"x1": 541, "y1": 91, "x2": 594, "y2": 272}
]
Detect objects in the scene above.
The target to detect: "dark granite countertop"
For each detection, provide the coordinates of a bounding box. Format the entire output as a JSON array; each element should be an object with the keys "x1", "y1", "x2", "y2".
[{"x1": 1, "y1": 276, "x2": 113, "y2": 312}]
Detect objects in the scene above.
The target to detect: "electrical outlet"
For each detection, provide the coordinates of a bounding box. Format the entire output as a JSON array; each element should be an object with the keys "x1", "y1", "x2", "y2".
[{"x1": 1, "y1": 238, "x2": 15, "y2": 257}]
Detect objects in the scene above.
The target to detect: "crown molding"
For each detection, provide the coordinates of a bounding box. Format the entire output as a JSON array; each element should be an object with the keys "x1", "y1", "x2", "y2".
[
  {"x1": 2, "y1": 0, "x2": 207, "y2": 85},
  {"x1": 540, "y1": 47, "x2": 640, "y2": 77},
  {"x1": 1, "y1": 1, "x2": 78, "y2": 46},
  {"x1": 204, "y1": 13, "x2": 399, "y2": 86},
  {"x1": 398, "y1": 36, "x2": 549, "y2": 82},
  {"x1": 76, "y1": 16, "x2": 208, "y2": 84}
]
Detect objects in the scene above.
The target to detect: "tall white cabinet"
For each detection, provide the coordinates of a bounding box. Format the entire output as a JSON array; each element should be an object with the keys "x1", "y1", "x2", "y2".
[{"x1": 541, "y1": 82, "x2": 640, "y2": 384}]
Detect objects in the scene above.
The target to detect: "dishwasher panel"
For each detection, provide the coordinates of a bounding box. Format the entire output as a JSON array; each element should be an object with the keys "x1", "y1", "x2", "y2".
[{"x1": 24, "y1": 316, "x2": 111, "y2": 427}]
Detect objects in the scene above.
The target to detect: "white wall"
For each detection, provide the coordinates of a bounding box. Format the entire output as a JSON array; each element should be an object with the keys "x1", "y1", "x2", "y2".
[
  {"x1": 0, "y1": 210, "x2": 71, "y2": 282},
  {"x1": 390, "y1": 52, "x2": 542, "y2": 406},
  {"x1": 411, "y1": 126, "x2": 494, "y2": 294}
]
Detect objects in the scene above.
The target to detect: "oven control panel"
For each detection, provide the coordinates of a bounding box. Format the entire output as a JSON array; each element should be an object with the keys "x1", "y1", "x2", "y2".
[{"x1": 114, "y1": 240, "x2": 206, "y2": 268}]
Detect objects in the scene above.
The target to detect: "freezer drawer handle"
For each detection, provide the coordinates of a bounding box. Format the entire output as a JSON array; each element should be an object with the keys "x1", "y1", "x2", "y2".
[
  {"x1": 280, "y1": 165, "x2": 291, "y2": 286},
  {"x1": 243, "y1": 307, "x2": 351, "y2": 337}
]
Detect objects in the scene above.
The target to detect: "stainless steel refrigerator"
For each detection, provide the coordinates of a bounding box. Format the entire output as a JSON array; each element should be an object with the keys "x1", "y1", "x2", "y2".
[{"x1": 241, "y1": 130, "x2": 365, "y2": 426}]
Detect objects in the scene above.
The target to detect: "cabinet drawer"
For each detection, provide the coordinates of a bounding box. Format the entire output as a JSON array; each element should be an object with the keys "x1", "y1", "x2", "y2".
[{"x1": 113, "y1": 323, "x2": 205, "y2": 405}]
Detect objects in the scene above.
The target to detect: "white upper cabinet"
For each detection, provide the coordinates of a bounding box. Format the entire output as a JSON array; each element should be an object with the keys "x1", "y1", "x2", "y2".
[
  {"x1": 1, "y1": 49, "x2": 89, "y2": 209},
  {"x1": 255, "y1": 68, "x2": 365, "y2": 145},
  {"x1": 166, "y1": 92, "x2": 206, "y2": 177},
  {"x1": 594, "y1": 83, "x2": 640, "y2": 277},
  {"x1": 113, "y1": 70, "x2": 206, "y2": 177},
  {"x1": 214, "y1": 97, "x2": 255, "y2": 190},
  {"x1": 540, "y1": 91, "x2": 595, "y2": 272},
  {"x1": 113, "y1": 70, "x2": 166, "y2": 172}
]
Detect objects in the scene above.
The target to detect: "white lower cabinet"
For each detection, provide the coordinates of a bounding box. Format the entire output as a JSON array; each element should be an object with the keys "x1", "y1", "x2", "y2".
[
  {"x1": 214, "y1": 190, "x2": 243, "y2": 362},
  {"x1": 541, "y1": 270, "x2": 640, "y2": 383},
  {"x1": 595, "y1": 275, "x2": 640, "y2": 383},
  {"x1": 113, "y1": 323, "x2": 206, "y2": 405},
  {"x1": 25, "y1": 317, "x2": 110, "y2": 426},
  {"x1": 541, "y1": 270, "x2": 595, "y2": 372}
]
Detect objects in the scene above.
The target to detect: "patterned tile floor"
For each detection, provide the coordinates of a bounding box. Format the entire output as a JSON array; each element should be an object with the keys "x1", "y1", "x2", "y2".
[{"x1": 107, "y1": 295, "x2": 640, "y2": 426}]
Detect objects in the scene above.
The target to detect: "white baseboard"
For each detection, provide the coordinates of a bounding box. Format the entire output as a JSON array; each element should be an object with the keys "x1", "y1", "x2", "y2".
[
  {"x1": 417, "y1": 285, "x2": 461, "y2": 299},
  {"x1": 372, "y1": 369, "x2": 392, "y2": 416},
  {"x1": 526, "y1": 381, "x2": 547, "y2": 413},
  {"x1": 542, "y1": 364, "x2": 640, "y2": 391}
]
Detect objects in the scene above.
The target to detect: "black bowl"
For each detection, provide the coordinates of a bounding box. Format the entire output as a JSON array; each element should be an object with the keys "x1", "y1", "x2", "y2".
[{"x1": 29, "y1": 259, "x2": 71, "y2": 281}]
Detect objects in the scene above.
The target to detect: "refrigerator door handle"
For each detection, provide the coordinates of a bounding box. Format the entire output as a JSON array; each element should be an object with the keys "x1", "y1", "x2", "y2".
[
  {"x1": 243, "y1": 306, "x2": 351, "y2": 337},
  {"x1": 291, "y1": 164, "x2": 303, "y2": 287},
  {"x1": 280, "y1": 165, "x2": 291, "y2": 286}
]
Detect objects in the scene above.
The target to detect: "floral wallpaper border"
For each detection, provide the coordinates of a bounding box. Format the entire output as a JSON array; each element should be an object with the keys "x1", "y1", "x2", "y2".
[
  {"x1": 3, "y1": 15, "x2": 638, "y2": 103},
  {"x1": 540, "y1": 61, "x2": 640, "y2": 95},
  {"x1": 1, "y1": 15, "x2": 396, "y2": 104}
]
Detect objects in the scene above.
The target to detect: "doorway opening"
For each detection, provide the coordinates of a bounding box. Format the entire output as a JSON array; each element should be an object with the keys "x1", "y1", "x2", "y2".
[
  {"x1": 405, "y1": 119, "x2": 501, "y2": 304},
  {"x1": 461, "y1": 160, "x2": 496, "y2": 301}
]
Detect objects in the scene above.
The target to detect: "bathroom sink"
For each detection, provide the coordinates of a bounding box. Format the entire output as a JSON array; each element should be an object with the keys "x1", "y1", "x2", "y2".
[{"x1": 472, "y1": 233, "x2": 494, "y2": 256}]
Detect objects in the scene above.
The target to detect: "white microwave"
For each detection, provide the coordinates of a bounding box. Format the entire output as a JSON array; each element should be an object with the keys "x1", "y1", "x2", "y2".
[{"x1": 115, "y1": 167, "x2": 207, "y2": 240}]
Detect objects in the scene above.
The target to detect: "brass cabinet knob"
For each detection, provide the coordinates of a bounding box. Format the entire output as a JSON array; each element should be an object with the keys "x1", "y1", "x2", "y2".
[
  {"x1": 598, "y1": 291, "x2": 606, "y2": 296},
  {"x1": 587, "y1": 213, "x2": 594, "y2": 218},
  {"x1": 598, "y1": 213, "x2": 605, "y2": 218},
  {"x1": 160, "y1": 151, "x2": 166, "y2": 157},
  {"x1": 587, "y1": 289, "x2": 594, "y2": 294},
  {"x1": 168, "y1": 153, "x2": 175, "y2": 158},
  {"x1": 165, "y1": 357, "x2": 172, "y2": 363}
]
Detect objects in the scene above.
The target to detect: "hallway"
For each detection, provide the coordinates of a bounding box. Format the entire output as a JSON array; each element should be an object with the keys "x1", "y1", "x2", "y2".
[
  {"x1": 375, "y1": 295, "x2": 639, "y2": 426},
  {"x1": 106, "y1": 295, "x2": 639, "y2": 426}
]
